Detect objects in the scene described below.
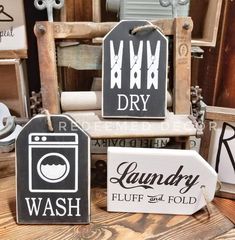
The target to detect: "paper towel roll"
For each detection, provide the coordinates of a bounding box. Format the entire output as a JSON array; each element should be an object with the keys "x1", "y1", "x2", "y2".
[{"x1": 61, "y1": 91, "x2": 102, "y2": 111}]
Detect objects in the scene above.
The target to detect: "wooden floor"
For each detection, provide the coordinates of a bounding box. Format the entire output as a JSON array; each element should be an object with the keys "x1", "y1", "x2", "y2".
[{"x1": 0, "y1": 175, "x2": 235, "y2": 240}]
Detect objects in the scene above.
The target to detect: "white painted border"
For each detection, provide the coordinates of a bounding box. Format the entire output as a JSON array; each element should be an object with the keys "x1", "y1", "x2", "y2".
[{"x1": 28, "y1": 145, "x2": 78, "y2": 193}]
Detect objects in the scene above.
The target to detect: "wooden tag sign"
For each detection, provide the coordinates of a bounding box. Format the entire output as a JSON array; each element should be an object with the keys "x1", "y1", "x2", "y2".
[
  {"x1": 16, "y1": 115, "x2": 90, "y2": 224},
  {"x1": 102, "y1": 20, "x2": 168, "y2": 119},
  {"x1": 108, "y1": 148, "x2": 218, "y2": 215}
]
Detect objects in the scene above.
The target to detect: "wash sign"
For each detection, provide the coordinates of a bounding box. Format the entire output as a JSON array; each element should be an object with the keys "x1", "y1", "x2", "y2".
[
  {"x1": 16, "y1": 115, "x2": 90, "y2": 224},
  {"x1": 102, "y1": 20, "x2": 168, "y2": 119}
]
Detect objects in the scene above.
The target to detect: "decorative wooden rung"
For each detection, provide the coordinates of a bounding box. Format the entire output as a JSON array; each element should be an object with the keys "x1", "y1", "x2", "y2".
[
  {"x1": 206, "y1": 106, "x2": 235, "y2": 122},
  {"x1": 51, "y1": 18, "x2": 179, "y2": 39},
  {"x1": 57, "y1": 44, "x2": 102, "y2": 70}
]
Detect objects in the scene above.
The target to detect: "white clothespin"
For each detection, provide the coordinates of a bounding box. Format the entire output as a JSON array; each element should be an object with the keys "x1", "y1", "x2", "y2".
[
  {"x1": 147, "y1": 40, "x2": 161, "y2": 90},
  {"x1": 130, "y1": 41, "x2": 143, "y2": 89},
  {"x1": 110, "y1": 40, "x2": 124, "y2": 89}
]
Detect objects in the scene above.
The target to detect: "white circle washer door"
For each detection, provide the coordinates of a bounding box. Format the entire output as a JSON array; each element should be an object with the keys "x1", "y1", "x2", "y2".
[{"x1": 37, "y1": 152, "x2": 70, "y2": 183}]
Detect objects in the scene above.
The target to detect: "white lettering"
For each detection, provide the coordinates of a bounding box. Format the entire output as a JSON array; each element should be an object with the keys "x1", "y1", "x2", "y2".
[
  {"x1": 141, "y1": 95, "x2": 150, "y2": 111},
  {"x1": 68, "y1": 198, "x2": 81, "y2": 216},
  {"x1": 55, "y1": 198, "x2": 67, "y2": 216},
  {"x1": 42, "y1": 198, "x2": 55, "y2": 216},
  {"x1": 118, "y1": 94, "x2": 128, "y2": 111},
  {"x1": 130, "y1": 95, "x2": 140, "y2": 111},
  {"x1": 118, "y1": 94, "x2": 150, "y2": 112},
  {"x1": 25, "y1": 198, "x2": 42, "y2": 216}
]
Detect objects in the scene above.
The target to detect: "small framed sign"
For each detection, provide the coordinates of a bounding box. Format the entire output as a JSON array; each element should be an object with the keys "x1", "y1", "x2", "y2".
[
  {"x1": 0, "y1": 0, "x2": 27, "y2": 57},
  {"x1": 102, "y1": 20, "x2": 168, "y2": 119},
  {"x1": 16, "y1": 114, "x2": 90, "y2": 224},
  {"x1": 206, "y1": 106, "x2": 235, "y2": 199},
  {"x1": 108, "y1": 147, "x2": 217, "y2": 215}
]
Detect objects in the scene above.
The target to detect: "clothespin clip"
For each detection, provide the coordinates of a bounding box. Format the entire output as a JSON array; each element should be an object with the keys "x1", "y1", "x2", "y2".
[
  {"x1": 110, "y1": 40, "x2": 124, "y2": 89},
  {"x1": 130, "y1": 41, "x2": 143, "y2": 89},
  {"x1": 147, "y1": 40, "x2": 161, "y2": 90}
]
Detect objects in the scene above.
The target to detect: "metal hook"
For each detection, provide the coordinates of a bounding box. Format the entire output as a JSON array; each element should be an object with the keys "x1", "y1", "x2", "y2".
[
  {"x1": 159, "y1": 0, "x2": 189, "y2": 18},
  {"x1": 34, "y1": 0, "x2": 64, "y2": 22}
]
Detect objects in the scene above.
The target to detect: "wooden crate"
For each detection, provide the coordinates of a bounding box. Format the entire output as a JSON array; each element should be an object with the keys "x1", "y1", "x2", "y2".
[
  {"x1": 202, "y1": 106, "x2": 235, "y2": 199},
  {"x1": 34, "y1": 18, "x2": 198, "y2": 150},
  {"x1": 0, "y1": 59, "x2": 29, "y2": 117},
  {"x1": 190, "y1": 0, "x2": 222, "y2": 47}
]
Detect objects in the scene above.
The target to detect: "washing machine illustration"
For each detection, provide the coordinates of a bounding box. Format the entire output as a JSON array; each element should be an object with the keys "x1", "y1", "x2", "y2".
[{"x1": 28, "y1": 133, "x2": 78, "y2": 193}]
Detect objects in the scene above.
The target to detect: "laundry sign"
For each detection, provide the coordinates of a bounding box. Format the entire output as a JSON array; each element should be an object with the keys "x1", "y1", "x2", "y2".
[
  {"x1": 102, "y1": 20, "x2": 168, "y2": 119},
  {"x1": 0, "y1": 0, "x2": 27, "y2": 51},
  {"x1": 107, "y1": 147, "x2": 218, "y2": 215},
  {"x1": 16, "y1": 114, "x2": 90, "y2": 224}
]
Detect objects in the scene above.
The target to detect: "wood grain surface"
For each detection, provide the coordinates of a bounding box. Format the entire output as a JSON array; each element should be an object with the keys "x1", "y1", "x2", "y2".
[
  {"x1": 34, "y1": 22, "x2": 60, "y2": 114},
  {"x1": 173, "y1": 18, "x2": 192, "y2": 115},
  {"x1": 214, "y1": 197, "x2": 235, "y2": 224},
  {"x1": 52, "y1": 19, "x2": 176, "y2": 40},
  {"x1": 206, "y1": 106, "x2": 235, "y2": 122},
  {"x1": 214, "y1": 229, "x2": 235, "y2": 240},
  {"x1": 0, "y1": 176, "x2": 234, "y2": 240},
  {"x1": 0, "y1": 153, "x2": 15, "y2": 178},
  {"x1": 67, "y1": 111, "x2": 197, "y2": 139}
]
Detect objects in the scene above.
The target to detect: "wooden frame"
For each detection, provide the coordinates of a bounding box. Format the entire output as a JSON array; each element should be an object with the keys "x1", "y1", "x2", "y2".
[
  {"x1": 0, "y1": 50, "x2": 27, "y2": 59},
  {"x1": 34, "y1": 18, "x2": 197, "y2": 144},
  {"x1": 0, "y1": 59, "x2": 29, "y2": 117},
  {"x1": 203, "y1": 106, "x2": 235, "y2": 199},
  {"x1": 35, "y1": 18, "x2": 192, "y2": 115},
  {"x1": 190, "y1": 0, "x2": 223, "y2": 47}
]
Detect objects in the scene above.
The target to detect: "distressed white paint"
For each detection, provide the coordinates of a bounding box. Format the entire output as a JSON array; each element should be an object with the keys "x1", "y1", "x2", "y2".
[
  {"x1": 130, "y1": 40, "x2": 143, "y2": 89},
  {"x1": 147, "y1": 40, "x2": 160, "y2": 89},
  {"x1": 110, "y1": 40, "x2": 123, "y2": 89},
  {"x1": 108, "y1": 147, "x2": 217, "y2": 215}
]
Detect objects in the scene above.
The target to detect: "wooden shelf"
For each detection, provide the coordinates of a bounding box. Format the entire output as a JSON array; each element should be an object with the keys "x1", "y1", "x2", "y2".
[
  {"x1": 65, "y1": 111, "x2": 197, "y2": 139},
  {"x1": 0, "y1": 59, "x2": 29, "y2": 117}
]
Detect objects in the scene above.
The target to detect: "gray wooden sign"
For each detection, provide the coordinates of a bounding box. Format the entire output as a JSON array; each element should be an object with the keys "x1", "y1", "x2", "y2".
[
  {"x1": 16, "y1": 114, "x2": 90, "y2": 224},
  {"x1": 102, "y1": 20, "x2": 168, "y2": 119}
]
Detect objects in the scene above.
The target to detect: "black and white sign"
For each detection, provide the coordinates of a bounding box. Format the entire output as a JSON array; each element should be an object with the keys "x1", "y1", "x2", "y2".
[
  {"x1": 16, "y1": 115, "x2": 90, "y2": 224},
  {"x1": 0, "y1": 0, "x2": 27, "y2": 51},
  {"x1": 108, "y1": 147, "x2": 217, "y2": 215},
  {"x1": 209, "y1": 122, "x2": 235, "y2": 184},
  {"x1": 102, "y1": 20, "x2": 168, "y2": 119}
]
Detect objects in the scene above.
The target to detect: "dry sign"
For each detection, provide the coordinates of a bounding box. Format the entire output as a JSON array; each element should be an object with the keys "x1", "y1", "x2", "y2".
[
  {"x1": 16, "y1": 115, "x2": 90, "y2": 224},
  {"x1": 108, "y1": 147, "x2": 217, "y2": 215},
  {"x1": 0, "y1": 0, "x2": 27, "y2": 52},
  {"x1": 102, "y1": 20, "x2": 168, "y2": 119}
]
